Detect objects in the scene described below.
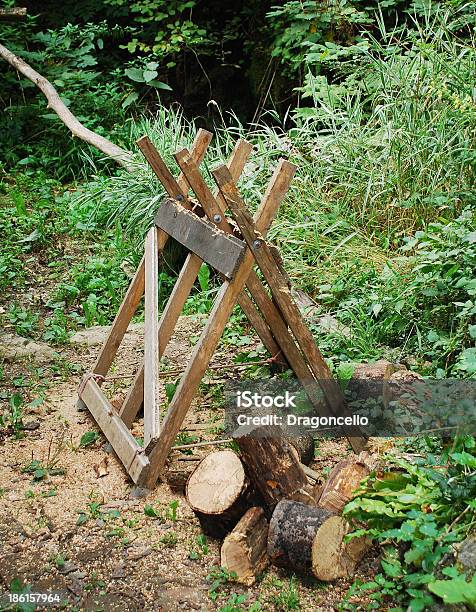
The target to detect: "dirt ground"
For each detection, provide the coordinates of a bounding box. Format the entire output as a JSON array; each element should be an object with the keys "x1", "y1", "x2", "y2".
[{"x1": 0, "y1": 316, "x2": 379, "y2": 611}]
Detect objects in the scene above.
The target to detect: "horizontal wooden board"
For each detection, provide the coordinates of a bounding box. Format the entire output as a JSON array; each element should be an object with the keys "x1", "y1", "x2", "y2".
[
  {"x1": 155, "y1": 198, "x2": 246, "y2": 279},
  {"x1": 80, "y1": 377, "x2": 150, "y2": 484}
]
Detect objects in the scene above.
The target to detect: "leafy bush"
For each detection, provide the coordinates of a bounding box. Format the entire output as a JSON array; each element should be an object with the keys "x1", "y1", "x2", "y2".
[
  {"x1": 315, "y1": 209, "x2": 476, "y2": 374},
  {"x1": 343, "y1": 436, "x2": 476, "y2": 610}
]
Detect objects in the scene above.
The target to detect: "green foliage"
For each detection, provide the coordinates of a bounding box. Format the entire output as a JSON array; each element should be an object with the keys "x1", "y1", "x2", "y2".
[
  {"x1": 1, "y1": 20, "x2": 130, "y2": 177},
  {"x1": 188, "y1": 534, "x2": 209, "y2": 560},
  {"x1": 108, "y1": 0, "x2": 207, "y2": 62},
  {"x1": 314, "y1": 209, "x2": 476, "y2": 373},
  {"x1": 159, "y1": 531, "x2": 178, "y2": 547},
  {"x1": 206, "y1": 566, "x2": 237, "y2": 601},
  {"x1": 428, "y1": 567, "x2": 476, "y2": 608},
  {"x1": 343, "y1": 436, "x2": 476, "y2": 610},
  {"x1": 270, "y1": 576, "x2": 301, "y2": 610},
  {"x1": 79, "y1": 430, "x2": 100, "y2": 447}
]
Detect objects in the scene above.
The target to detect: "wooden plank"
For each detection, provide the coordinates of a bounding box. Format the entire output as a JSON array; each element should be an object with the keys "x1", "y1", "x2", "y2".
[
  {"x1": 213, "y1": 166, "x2": 367, "y2": 452},
  {"x1": 144, "y1": 162, "x2": 293, "y2": 488},
  {"x1": 92, "y1": 255, "x2": 145, "y2": 377},
  {"x1": 174, "y1": 148, "x2": 230, "y2": 232},
  {"x1": 137, "y1": 128, "x2": 212, "y2": 202},
  {"x1": 80, "y1": 378, "x2": 149, "y2": 484},
  {"x1": 144, "y1": 227, "x2": 161, "y2": 448},
  {"x1": 120, "y1": 367, "x2": 144, "y2": 428},
  {"x1": 88, "y1": 132, "x2": 210, "y2": 386},
  {"x1": 155, "y1": 198, "x2": 246, "y2": 279}
]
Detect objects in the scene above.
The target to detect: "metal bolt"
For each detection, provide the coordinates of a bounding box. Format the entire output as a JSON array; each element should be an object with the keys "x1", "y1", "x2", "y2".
[
  {"x1": 253, "y1": 239, "x2": 262, "y2": 249},
  {"x1": 213, "y1": 214, "x2": 222, "y2": 223},
  {"x1": 176, "y1": 195, "x2": 184, "y2": 201}
]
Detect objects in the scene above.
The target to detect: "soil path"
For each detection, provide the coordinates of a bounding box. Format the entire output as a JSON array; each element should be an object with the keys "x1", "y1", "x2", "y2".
[{"x1": 0, "y1": 317, "x2": 377, "y2": 611}]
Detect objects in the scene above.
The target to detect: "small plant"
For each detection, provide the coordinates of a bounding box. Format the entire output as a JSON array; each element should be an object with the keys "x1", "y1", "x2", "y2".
[
  {"x1": 77, "y1": 499, "x2": 104, "y2": 526},
  {"x1": 7, "y1": 305, "x2": 39, "y2": 338},
  {"x1": 79, "y1": 430, "x2": 100, "y2": 447},
  {"x1": 218, "y1": 593, "x2": 248, "y2": 612},
  {"x1": 53, "y1": 554, "x2": 66, "y2": 570},
  {"x1": 166, "y1": 499, "x2": 179, "y2": 522},
  {"x1": 160, "y1": 531, "x2": 178, "y2": 547},
  {"x1": 8, "y1": 393, "x2": 24, "y2": 437},
  {"x1": 22, "y1": 459, "x2": 47, "y2": 482},
  {"x1": 207, "y1": 567, "x2": 237, "y2": 601},
  {"x1": 270, "y1": 576, "x2": 300, "y2": 610},
  {"x1": 143, "y1": 504, "x2": 162, "y2": 519},
  {"x1": 189, "y1": 534, "x2": 209, "y2": 560},
  {"x1": 84, "y1": 572, "x2": 105, "y2": 592}
]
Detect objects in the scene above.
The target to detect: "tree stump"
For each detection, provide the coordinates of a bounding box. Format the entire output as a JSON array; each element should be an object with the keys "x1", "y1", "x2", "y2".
[
  {"x1": 236, "y1": 425, "x2": 308, "y2": 510},
  {"x1": 186, "y1": 450, "x2": 253, "y2": 538},
  {"x1": 347, "y1": 359, "x2": 405, "y2": 402},
  {"x1": 316, "y1": 457, "x2": 370, "y2": 514},
  {"x1": 221, "y1": 507, "x2": 269, "y2": 585}
]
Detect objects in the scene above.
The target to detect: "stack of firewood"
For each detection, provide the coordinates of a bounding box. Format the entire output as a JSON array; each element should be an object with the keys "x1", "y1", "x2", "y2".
[
  {"x1": 177, "y1": 429, "x2": 374, "y2": 585},
  {"x1": 166, "y1": 360, "x2": 419, "y2": 585}
]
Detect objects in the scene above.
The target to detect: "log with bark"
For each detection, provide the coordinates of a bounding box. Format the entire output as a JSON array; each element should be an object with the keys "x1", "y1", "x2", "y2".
[
  {"x1": 347, "y1": 359, "x2": 406, "y2": 402},
  {"x1": 235, "y1": 425, "x2": 309, "y2": 510},
  {"x1": 220, "y1": 507, "x2": 269, "y2": 585},
  {"x1": 267, "y1": 500, "x2": 370, "y2": 580},
  {"x1": 316, "y1": 456, "x2": 370, "y2": 514},
  {"x1": 186, "y1": 449, "x2": 255, "y2": 538},
  {"x1": 0, "y1": 43, "x2": 134, "y2": 170},
  {"x1": 165, "y1": 463, "x2": 197, "y2": 493}
]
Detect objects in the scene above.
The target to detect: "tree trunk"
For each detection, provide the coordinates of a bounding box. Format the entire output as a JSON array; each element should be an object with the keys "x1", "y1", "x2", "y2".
[
  {"x1": 235, "y1": 425, "x2": 309, "y2": 510},
  {"x1": 267, "y1": 499, "x2": 335, "y2": 573},
  {"x1": 316, "y1": 457, "x2": 370, "y2": 514},
  {"x1": 165, "y1": 463, "x2": 197, "y2": 493},
  {"x1": 221, "y1": 507, "x2": 269, "y2": 585},
  {"x1": 312, "y1": 515, "x2": 371, "y2": 581},
  {"x1": 0, "y1": 43, "x2": 134, "y2": 170},
  {"x1": 186, "y1": 450, "x2": 253, "y2": 538}
]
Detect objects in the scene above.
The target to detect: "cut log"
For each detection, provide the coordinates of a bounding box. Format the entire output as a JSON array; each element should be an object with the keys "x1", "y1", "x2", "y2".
[
  {"x1": 221, "y1": 507, "x2": 269, "y2": 585},
  {"x1": 312, "y1": 515, "x2": 370, "y2": 581},
  {"x1": 267, "y1": 500, "x2": 370, "y2": 579},
  {"x1": 267, "y1": 500, "x2": 335, "y2": 573},
  {"x1": 316, "y1": 457, "x2": 370, "y2": 514},
  {"x1": 236, "y1": 425, "x2": 308, "y2": 509},
  {"x1": 186, "y1": 450, "x2": 253, "y2": 538},
  {"x1": 347, "y1": 359, "x2": 405, "y2": 401},
  {"x1": 165, "y1": 463, "x2": 197, "y2": 493}
]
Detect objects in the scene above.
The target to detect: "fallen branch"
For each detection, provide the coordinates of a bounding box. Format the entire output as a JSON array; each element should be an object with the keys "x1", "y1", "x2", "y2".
[
  {"x1": 0, "y1": 42, "x2": 135, "y2": 170},
  {"x1": 0, "y1": 8, "x2": 27, "y2": 19}
]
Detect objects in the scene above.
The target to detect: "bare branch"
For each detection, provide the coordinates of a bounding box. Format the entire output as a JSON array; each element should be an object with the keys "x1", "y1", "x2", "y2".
[
  {"x1": 0, "y1": 42, "x2": 135, "y2": 170},
  {"x1": 0, "y1": 7, "x2": 27, "y2": 19}
]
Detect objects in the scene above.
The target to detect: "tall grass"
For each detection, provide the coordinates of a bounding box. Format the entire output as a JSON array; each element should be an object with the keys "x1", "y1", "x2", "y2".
[{"x1": 70, "y1": 8, "x2": 475, "y2": 295}]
